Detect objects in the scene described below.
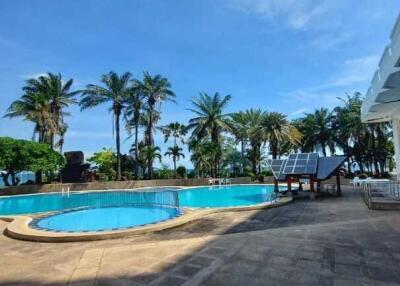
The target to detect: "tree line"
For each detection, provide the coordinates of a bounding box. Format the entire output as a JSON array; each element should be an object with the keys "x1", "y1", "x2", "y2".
[{"x1": 3, "y1": 72, "x2": 394, "y2": 184}]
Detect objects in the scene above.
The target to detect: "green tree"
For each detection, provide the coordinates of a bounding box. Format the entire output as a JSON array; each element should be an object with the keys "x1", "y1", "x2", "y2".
[
  {"x1": 0, "y1": 137, "x2": 65, "y2": 186},
  {"x1": 188, "y1": 92, "x2": 231, "y2": 176},
  {"x1": 5, "y1": 73, "x2": 76, "y2": 183},
  {"x1": 257, "y1": 112, "x2": 302, "y2": 159},
  {"x1": 176, "y1": 166, "x2": 187, "y2": 178},
  {"x1": 228, "y1": 111, "x2": 250, "y2": 174},
  {"x1": 4, "y1": 92, "x2": 50, "y2": 144},
  {"x1": 221, "y1": 137, "x2": 242, "y2": 177},
  {"x1": 332, "y1": 92, "x2": 393, "y2": 175},
  {"x1": 79, "y1": 71, "x2": 132, "y2": 181},
  {"x1": 297, "y1": 108, "x2": 334, "y2": 157},
  {"x1": 238, "y1": 109, "x2": 265, "y2": 176},
  {"x1": 139, "y1": 145, "x2": 162, "y2": 179},
  {"x1": 125, "y1": 88, "x2": 145, "y2": 180},
  {"x1": 164, "y1": 145, "x2": 185, "y2": 178},
  {"x1": 160, "y1": 122, "x2": 187, "y2": 146},
  {"x1": 5, "y1": 73, "x2": 77, "y2": 148},
  {"x1": 188, "y1": 139, "x2": 215, "y2": 177},
  {"x1": 88, "y1": 148, "x2": 117, "y2": 181},
  {"x1": 133, "y1": 72, "x2": 175, "y2": 175}
]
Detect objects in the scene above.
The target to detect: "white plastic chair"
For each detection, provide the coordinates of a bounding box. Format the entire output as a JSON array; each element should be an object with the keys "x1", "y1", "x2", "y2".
[{"x1": 352, "y1": 177, "x2": 360, "y2": 187}]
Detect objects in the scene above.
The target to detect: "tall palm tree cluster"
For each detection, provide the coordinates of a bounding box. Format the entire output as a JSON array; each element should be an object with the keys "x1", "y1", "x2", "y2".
[
  {"x1": 4, "y1": 72, "x2": 394, "y2": 182},
  {"x1": 187, "y1": 94, "x2": 302, "y2": 178},
  {"x1": 80, "y1": 71, "x2": 175, "y2": 180},
  {"x1": 294, "y1": 92, "x2": 394, "y2": 176}
]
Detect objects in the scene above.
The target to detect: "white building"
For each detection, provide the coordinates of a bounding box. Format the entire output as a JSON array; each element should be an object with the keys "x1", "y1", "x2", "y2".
[{"x1": 361, "y1": 14, "x2": 400, "y2": 179}]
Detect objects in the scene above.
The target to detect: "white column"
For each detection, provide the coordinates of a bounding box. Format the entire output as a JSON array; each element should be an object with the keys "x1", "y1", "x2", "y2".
[{"x1": 392, "y1": 118, "x2": 400, "y2": 181}]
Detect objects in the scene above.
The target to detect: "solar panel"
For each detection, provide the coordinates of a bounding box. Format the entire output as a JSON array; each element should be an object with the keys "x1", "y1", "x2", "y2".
[
  {"x1": 280, "y1": 153, "x2": 319, "y2": 176},
  {"x1": 268, "y1": 159, "x2": 286, "y2": 179},
  {"x1": 317, "y1": 156, "x2": 347, "y2": 180},
  {"x1": 270, "y1": 153, "x2": 346, "y2": 181}
]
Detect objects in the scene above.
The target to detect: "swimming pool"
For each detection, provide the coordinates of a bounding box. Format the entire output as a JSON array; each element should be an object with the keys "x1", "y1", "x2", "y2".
[
  {"x1": 0, "y1": 185, "x2": 281, "y2": 215},
  {"x1": 31, "y1": 206, "x2": 181, "y2": 232},
  {"x1": 179, "y1": 185, "x2": 280, "y2": 207},
  {"x1": 0, "y1": 185, "x2": 282, "y2": 233}
]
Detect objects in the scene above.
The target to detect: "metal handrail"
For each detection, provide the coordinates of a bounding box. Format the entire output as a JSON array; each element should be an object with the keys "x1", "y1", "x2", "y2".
[{"x1": 60, "y1": 190, "x2": 180, "y2": 211}]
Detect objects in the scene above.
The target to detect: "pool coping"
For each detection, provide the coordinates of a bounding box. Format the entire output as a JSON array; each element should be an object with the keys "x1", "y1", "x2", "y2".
[{"x1": 1, "y1": 185, "x2": 293, "y2": 242}]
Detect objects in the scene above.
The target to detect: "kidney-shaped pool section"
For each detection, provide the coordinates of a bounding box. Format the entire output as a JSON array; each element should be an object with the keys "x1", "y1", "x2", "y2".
[{"x1": 31, "y1": 206, "x2": 181, "y2": 232}]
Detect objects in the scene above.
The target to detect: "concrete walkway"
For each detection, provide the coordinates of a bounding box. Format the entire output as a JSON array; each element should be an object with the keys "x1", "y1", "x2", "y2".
[{"x1": 1, "y1": 186, "x2": 400, "y2": 285}]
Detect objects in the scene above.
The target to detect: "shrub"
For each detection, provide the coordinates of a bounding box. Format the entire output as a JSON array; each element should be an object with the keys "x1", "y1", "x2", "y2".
[
  {"x1": 88, "y1": 148, "x2": 117, "y2": 181},
  {"x1": 358, "y1": 173, "x2": 368, "y2": 179},
  {"x1": 176, "y1": 166, "x2": 187, "y2": 178}
]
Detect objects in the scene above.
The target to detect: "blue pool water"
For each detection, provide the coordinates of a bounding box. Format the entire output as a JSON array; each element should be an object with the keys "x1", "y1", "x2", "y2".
[
  {"x1": 0, "y1": 185, "x2": 282, "y2": 232},
  {"x1": 179, "y1": 185, "x2": 280, "y2": 208},
  {"x1": 33, "y1": 206, "x2": 180, "y2": 232},
  {"x1": 0, "y1": 190, "x2": 179, "y2": 215}
]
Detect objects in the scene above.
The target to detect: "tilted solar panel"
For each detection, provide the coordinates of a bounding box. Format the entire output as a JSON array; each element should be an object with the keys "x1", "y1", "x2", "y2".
[
  {"x1": 317, "y1": 156, "x2": 347, "y2": 180},
  {"x1": 267, "y1": 159, "x2": 286, "y2": 179},
  {"x1": 280, "y1": 153, "x2": 319, "y2": 175}
]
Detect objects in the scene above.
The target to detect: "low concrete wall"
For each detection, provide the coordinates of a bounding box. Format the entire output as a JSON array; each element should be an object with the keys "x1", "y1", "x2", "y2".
[
  {"x1": 262, "y1": 176, "x2": 276, "y2": 183},
  {"x1": 0, "y1": 177, "x2": 253, "y2": 196}
]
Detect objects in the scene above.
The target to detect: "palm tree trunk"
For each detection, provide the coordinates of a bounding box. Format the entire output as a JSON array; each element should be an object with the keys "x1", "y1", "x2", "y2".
[
  {"x1": 134, "y1": 119, "x2": 139, "y2": 180},
  {"x1": 173, "y1": 157, "x2": 177, "y2": 179},
  {"x1": 148, "y1": 160, "x2": 153, "y2": 179},
  {"x1": 115, "y1": 111, "x2": 122, "y2": 181},
  {"x1": 321, "y1": 144, "x2": 327, "y2": 157},
  {"x1": 148, "y1": 107, "x2": 154, "y2": 146},
  {"x1": 241, "y1": 141, "x2": 245, "y2": 174}
]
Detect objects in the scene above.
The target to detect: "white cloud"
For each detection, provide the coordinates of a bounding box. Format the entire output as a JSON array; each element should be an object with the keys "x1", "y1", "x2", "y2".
[
  {"x1": 228, "y1": 0, "x2": 339, "y2": 30},
  {"x1": 288, "y1": 108, "x2": 309, "y2": 118},
  {"x1": 282, "y1": 54, "x2": 379, "y2": 107},
  {"x1": 311, "y1": 31, "x2": 353, "y2": 50},
  {"x1": 327, "y1": 55, "x2": 379, "y2": 88}
]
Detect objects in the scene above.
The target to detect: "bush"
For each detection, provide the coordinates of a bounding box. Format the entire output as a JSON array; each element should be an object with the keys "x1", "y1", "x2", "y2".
[
  {"x1": 176, "y1": 166, "x2": 187, "y2": 178},
  {"x1": 358, "y1": 173, "x2": 368, "y2": 179},
  {"x1": 187, "y1": 170, "x2": 196, "y2": 178},
  {"x1": 88, "y1": 148, "x2": 117, "y2": 181}
]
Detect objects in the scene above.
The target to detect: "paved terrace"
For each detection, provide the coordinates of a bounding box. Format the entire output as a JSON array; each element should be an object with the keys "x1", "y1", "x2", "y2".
[{"x1": 1, "y1": 186, "x2": 400, "y2": 285}]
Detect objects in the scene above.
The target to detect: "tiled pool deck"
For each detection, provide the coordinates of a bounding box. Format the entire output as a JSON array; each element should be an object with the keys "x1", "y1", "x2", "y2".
[{"x1": 1, "y1": 186, "x2": 400, "y2": 285}]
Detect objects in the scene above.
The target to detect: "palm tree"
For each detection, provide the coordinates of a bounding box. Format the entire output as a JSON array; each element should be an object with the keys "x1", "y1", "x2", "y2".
[
  {"x1": 258, "y1": 112, "x2": 302, "y2": 159},
  {"x1": 4, "y1": 92, "x2": 50, "y2": 143},
  {"x1": 228, "y1": 111, "x2": 250, "y2": 173},
  {"x1": 240, "y1": 109, "x2": 266, "y2": 176},
  {"x1": 303, "y1": 108, "x2": 334, "y2": 157},
  {"x1": 164, "y1": 146, "x2": 185, "y2": 178},
  {"x1": 125, "y1": 88, "x2": 144, "y2": 180},
  {"x1": 160, "y1": 122, "x2": 187, "y2": 146},
  {"x1": 187, "y1": 92, "x2": 231, "y2": 176},
  {"x1": 133, "y1": 72, "x2": 175, "y2": 146},
  {"x1": 36, "y1": 73, "x2": 78, "y2": 148},
  {"x1": 188, "y1": 139, "x2": 213, "y2": 177},
  {"x1": 56, "y1": 124, "x2": 68, "y2": 153},
  {"x1": 139, "y1": 145, "x2": 162, "y2": 179},
  {"x1": 5, "y1": 73, "x2": 77, "y2": 147},
  {"x1": 79, "y1": 71, "x2": 132, "y2": 180},
  {"x1": 133, "y1": 73, "x2": 175, "y2": 176},
  {"x1": 5, "y1": 73, "x2": 77, "y2": 184}
]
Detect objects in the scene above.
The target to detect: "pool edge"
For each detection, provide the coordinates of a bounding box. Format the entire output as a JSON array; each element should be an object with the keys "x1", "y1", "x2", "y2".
[{"x1": 3, "y1": 196, "x2": 292, "y2": 242}]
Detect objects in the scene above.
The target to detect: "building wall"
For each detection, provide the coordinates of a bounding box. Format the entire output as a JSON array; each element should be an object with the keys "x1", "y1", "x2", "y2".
[{"x1": 0, "y1": 177, "x2": 253, "y2": 196}]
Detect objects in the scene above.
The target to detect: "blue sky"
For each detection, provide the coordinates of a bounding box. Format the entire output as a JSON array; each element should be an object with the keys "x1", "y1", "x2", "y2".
[{"x1": 0, "y1": 0, "x2": 399, "y2": 168}]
